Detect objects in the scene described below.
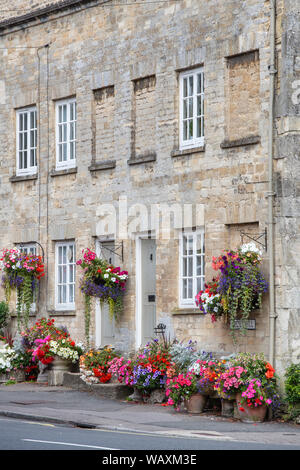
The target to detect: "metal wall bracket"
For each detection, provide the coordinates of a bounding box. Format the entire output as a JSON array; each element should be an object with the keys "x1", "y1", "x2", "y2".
[
  {"x1": 240, "y1": 228, "x2": 267, "y2": 252},
  {"x1": 99, "y1": 240, "x2": 124, "y2": 262}
]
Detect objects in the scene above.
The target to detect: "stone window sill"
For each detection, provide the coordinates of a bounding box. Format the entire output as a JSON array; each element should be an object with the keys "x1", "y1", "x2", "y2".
[
  {"x1": 50, "y1": 167, "x2": 77, "y2": 177},
  {"x1": 171, "y1": 145, "x2": 205, "y2": 158},
  {"x1": 10, "y1": 173, "x2": 38, "y2": 183},
  {"x1": 220, "y1": 135, "x2": 260, "y2": 149},
  {"x1": 48, "y1": 310, "x2": 76, "y2": 316},
  {"x1": 89, "y1": 160, "x2": 116, "y2": 172},
  {"x1": 171, "y1": 307, "x2": 202, "y2": 316},
  {"x1": 128, "y1": 152, "x2": 156, "y2": 165}
]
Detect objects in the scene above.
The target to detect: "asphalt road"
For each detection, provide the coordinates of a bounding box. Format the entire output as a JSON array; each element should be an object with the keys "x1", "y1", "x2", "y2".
[{"x1": 0, "y1": 416, "x2": 299, "y2": 453}]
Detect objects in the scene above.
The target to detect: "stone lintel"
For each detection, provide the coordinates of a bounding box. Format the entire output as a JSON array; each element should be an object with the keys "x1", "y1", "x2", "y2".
[{"x1": 171, "y1": 145, "x2": 205, "y2": 158}]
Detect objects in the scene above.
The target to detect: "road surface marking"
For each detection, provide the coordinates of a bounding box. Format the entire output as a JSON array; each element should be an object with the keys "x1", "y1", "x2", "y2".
[{"x1": 22, "y1": 439, "x2": 119, "y2": 450}]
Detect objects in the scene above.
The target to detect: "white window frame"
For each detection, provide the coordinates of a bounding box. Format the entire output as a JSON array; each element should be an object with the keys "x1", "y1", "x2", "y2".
[
  {"x1": 179, "y1": 67, "x2": 204, "y2": 150},
  {"x1": 55, "y1": 241, "x2": 76, "y2": 311},
  {"x1": 16, "y1": 106, "x2": 37, "y2": 176},
  {"x1": 55, "y1": 98, "x2": 77, "y2": 170},
  {"x1": 179, "y1": 230, "x2": 205, "y2": 308},
  {"x1": 17, "y1": 243, "x2": 38, "y2": 312}
]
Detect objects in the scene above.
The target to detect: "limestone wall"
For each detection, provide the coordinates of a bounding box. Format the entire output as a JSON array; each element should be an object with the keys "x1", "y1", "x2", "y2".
[{"x1": 0, "y1": 0, "x2": 296, "y2": 374}]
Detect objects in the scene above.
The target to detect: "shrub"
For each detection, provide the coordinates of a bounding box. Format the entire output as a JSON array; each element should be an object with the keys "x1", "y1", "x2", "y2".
[
  {"x1": 0, "y1": 301, "x2": 10, "y2": 334},
  {"x1": 285, "y1": 363, "x2": 300, "y2": 419}
]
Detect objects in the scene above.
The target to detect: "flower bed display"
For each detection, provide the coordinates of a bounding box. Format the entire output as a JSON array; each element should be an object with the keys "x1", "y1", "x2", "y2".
[
  {"x1": 196, "y1": 243, "x2": 268, "y2": 336},
  {"x1": 77, "y1": 248, "x2": 128, "y2": 346},
  {"x1": 80, "y1": 347, "x2": 120, "y2": 384},
  {"x1": 0, "y1": 248, "x2": 45, "y2": 330}
]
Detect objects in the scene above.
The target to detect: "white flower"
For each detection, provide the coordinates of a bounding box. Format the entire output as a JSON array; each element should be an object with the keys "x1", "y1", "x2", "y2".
[
  {"x1": 111, "y1": 277, "x2": 116, "y2": 282},
  {"x1": 104, "y1": 274, "x2": 109, "y2": 279},
  {"x1": 240, "y1": 242, "x2": 262, "y2": 256}
]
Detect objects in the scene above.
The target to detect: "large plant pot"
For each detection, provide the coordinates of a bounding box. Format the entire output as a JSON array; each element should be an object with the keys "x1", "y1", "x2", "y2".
[
  {"x1": 48, "y1": 356, "x2": 72, "y2": 386},
  {"x1": 185, "y1": 393, "x2": 207, "y2": 414},
  {"x1": 36, "y1": 360, "x2": 49, "y2": 384},
  {"x1": 236, "y1": 393, "x2": 268, "y2": 423}
]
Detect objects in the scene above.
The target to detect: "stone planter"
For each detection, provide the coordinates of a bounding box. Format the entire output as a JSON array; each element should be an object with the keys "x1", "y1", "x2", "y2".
[
  {"x1": 236, "y1": 393, "x2": 268, "y2": 423},
  {"x1": 128, "y1": 386, "x2": 144, "y2": 402},
  {"x1": 36, "y1": 360, "x2": 49, "y2": 384},
  {"x1": 0, "y1": 368, "x2": 25, "y2": 383},
  {"x1": 185, "y1": 393, "x2": 207, "y2": 414},
  {"x1": 143, "y1": 389, "x2": 166, "y2": 404},
  {"x1": 48, "y1": 356, "x2": 72, "y2": 386}
]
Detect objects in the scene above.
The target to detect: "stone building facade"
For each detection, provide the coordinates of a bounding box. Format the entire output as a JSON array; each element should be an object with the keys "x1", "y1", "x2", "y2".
[{"x1": 0, "y1": 0, "x2": 299, "y2": 377}]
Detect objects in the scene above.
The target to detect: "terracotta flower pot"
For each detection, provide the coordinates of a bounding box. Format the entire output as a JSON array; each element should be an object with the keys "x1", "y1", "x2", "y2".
[
  {"x1": 186, "y1": 393, "x2": 207, "y2": 414},
  {"x1": 236, "y1": 393, "x2": 268, "y2": 423}
]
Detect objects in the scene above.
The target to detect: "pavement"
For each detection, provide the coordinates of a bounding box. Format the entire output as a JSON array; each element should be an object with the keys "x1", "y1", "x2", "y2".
[{"x1": 0, "y1": 381, "x2": 299, "y2": 448}]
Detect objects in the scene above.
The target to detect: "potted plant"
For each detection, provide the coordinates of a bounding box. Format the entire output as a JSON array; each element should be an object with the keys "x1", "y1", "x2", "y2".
[
  {"x1": 0, "y1": 248, "x2": 45, "y2": 330},
  {"x1": 129, "y1": 339, "x2": 176, "y2": 403},
  {"x1": 236, "y1": 378, "x2": 274, "y2": 423},
  {"x1": 189, "y1": 358, "x2": 224, "y2": 396},
  {"x1": 77, "y1": 248, "x2": 128, "y2": 347},
  {"x1": 166, "y1": 371, "x2": 206, "y2": 413}
]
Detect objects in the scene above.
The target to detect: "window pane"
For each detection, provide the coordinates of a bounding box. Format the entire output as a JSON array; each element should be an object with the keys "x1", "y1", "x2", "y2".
[
  {"x1": 63, "y1": 105, "x2": 67, "y2": 122},
  {"x1": 183, "y1": 121, "x2": 187, "y2": 141},
  {"x1": 188, "y1": 278, "x2": 193, "y2": 298},
  {"x1": 69, "y1": 284, "x2": 74, "y2": 303},
  {"x1": 197, "y1": 276, "x2": 203, "y2": 293},
  {"x1": 188, "y1": 257, "x2": 193, "y2": 276},
  {"x1": 30, "y1": 149, "x2": 35, "y2": 167},
  {"x1": 188, "y1": 120, "x2": 193, "y2": 139},
  {"x1": 183, "y1": 78, "x2": 187, "y2": 98},
  {"x1": 183, "y1": 279, "x2": 187, "y2": 299},
  {"x1": 58, "y1": 246, "x2": 63, "y2": 264},
  {"x1": 23, "y1": 150, "x2": 27, "y2": 169},
  {"x1": 23, "y1": 113, "x2": 27, "y2": 131},
  {"x1": 19, "y1": 113, "x2": 23, "y2": 131},
  {"x1": 188, "y1": 76, "x2": 193, "y2": 96},
  {"x1": 63, "y1": 143, "x2": 67, "y2": 161},
  {"x1": 188, "y1": 98, "x2": 193, "y2": 118},
  {"x1": 196, "y1": 256, "x2": 203, "y2": 275},
  {"x1": 183, "y1": 100, "x2": 187, "y2": 119}
]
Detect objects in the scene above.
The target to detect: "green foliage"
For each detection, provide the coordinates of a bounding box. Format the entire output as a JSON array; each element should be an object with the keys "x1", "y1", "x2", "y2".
[
  {"x1": 0, "y1": 301, "x2": 10, "y2": 333},
  {"x1": 169, "y1": 340, "x2": 213, "y2": 373},
  {"x1": 285, "y1": 363, "x2": 300, "y2": 405}
]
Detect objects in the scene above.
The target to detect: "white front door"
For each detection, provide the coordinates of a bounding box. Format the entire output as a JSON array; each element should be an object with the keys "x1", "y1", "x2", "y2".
[
  {"x1": 95, "y1": 240, "x2": 115, "y2": 348},
  {"x1": 140, "y1": 238, "x2": 156, "y2": 346}
]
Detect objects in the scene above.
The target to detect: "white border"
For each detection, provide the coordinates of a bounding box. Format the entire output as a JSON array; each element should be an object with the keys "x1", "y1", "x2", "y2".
[
  {"x1": 55, "y1": 97, "x2": 77, "y2": 171},
  {"x1": 16, "y1": 106, "x2": 38, "y2": 177},
  {"x1": 179, "y1": 229, "x2": 205, "y2": 308},
  {"x1": 179, "y1": 67, "x2": 204, "y2": 151},
  {"x1": 55, "y1": 241, "x2": 76, "y2": 311}
]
